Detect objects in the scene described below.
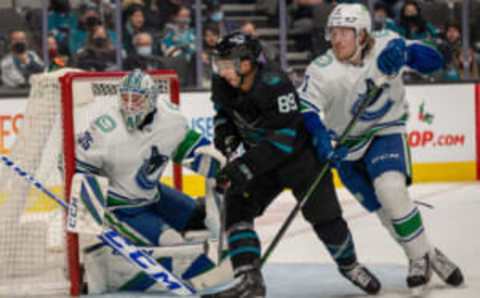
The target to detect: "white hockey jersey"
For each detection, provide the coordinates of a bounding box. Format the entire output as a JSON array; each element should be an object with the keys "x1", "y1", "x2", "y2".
[
  {"x1": 299, "y1": 30, "x2": 409, "y2": 160},
  {"x1": 76, "y1": 99, "x2": 189, "y2": 206}
]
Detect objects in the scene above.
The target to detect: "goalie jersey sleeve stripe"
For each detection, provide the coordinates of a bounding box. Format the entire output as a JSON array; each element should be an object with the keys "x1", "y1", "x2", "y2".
[
  {"x1": 75, "y1": 158, "x2": 101, "y2": 175},
  {"x1": 171, "y1": 129, "x2": 210, "y2": 163}
]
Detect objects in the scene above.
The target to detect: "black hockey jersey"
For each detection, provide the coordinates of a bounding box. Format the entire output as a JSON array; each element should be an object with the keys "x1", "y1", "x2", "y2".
[{"x1": 211, "y1": 63, "x2": 309, "y2": 177}]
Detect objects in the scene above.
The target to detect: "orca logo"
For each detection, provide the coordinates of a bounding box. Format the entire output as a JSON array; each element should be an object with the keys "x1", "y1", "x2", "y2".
[
  {"x1": 135, "y1": 146, "x2": 168, "y2": 190},
  {"x1": 351, "y1": 79, "x2": 393, "y2": 121}
]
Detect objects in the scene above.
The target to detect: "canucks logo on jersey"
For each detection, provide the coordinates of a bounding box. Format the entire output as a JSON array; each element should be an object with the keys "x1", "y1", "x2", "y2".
[
  {"x1": 135, "y1": 146, "x2": 168, "y2": 190},
  {"x1": 351, "y1": 79, "x2": 393, "y2": 122}
]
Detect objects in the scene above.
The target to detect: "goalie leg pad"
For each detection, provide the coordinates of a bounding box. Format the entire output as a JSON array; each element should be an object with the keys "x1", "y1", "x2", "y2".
[
  {"x1": 67, "y1": 173, "x2": 108, "y2": 235},
  {"x1": 84, "y1": 239, "x2": 235, "y2": 294},
  {"x1": 108, "y1": 205, "x2": 179, "y2": 246}
]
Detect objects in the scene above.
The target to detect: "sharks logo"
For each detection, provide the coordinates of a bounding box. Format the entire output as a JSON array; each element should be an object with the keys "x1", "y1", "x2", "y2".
[
  {"x1": 135, "y1": 146, "x2": 168, "y2": 190},
  {"x1": 351, "y1": 78, "x2": 393, "y2": 121}
]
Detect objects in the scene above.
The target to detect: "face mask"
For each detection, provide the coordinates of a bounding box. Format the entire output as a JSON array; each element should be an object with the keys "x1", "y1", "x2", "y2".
[
  {"x1": 12, "y1": 42, "x2": 27, "y2": 54},
  {"x1": 136, "y1": 46, "x2": 152, "y2": 56},
  {"x1": 93, "y1": 37, "x2": 106, "y2": 47},
  {"x1": 373, "y1": 15, "x2": 386, "y2": 30},
  {"x1": 52, "y1": 0, "x2": 70, "y2": 13},
  {"x1": 85, "y1": 16, "x2": 100, "y2": 29},
  {"x1": 210, "y1": 11, "x2": 223, "y2": 22},
  {"x1": 175, "y1": 18, "x2": 190, "y2": 26},
  {"x1": 404, "y1": 15, "x2": 419, "y2": 24},
  {"x1": 374, "y1": 15, "x2": 385, "y2": 24}
]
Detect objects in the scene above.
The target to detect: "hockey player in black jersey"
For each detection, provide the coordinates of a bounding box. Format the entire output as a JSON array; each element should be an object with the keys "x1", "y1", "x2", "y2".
[{"x1": 205, "y1": 32, "x2": 381, "y2": 298}]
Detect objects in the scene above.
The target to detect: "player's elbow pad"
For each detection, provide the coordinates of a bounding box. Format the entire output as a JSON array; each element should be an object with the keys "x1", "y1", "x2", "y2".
[{"x1": 407, "y1": 44, "x2": 444, "y2": 74}]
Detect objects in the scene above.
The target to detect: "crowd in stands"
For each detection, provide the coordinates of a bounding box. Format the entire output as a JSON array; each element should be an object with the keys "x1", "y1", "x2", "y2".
[{"x1": 0, "y1": 0, "x2": 478, "y2": 89}]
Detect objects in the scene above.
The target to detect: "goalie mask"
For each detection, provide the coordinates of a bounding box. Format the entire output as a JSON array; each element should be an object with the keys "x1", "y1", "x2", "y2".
[
  {"x1": 212, "y1": 32, "x2": 262, "y2": 75},
  {"x1": 118, "y1": 69, "x2": 157, "y2": 132}
]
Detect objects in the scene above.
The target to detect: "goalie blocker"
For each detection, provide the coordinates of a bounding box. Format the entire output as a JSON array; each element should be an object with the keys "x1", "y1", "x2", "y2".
[{"x1": 68, "y1": 173, "x2": 235, "y2": 294}]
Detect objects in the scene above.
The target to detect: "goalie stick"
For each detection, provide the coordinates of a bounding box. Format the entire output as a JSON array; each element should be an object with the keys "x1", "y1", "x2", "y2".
[
  {"x1": 0, "y1": 155, "x2": 196, "y2": 296},
  {"x1": 261, "y1": 77, "x2": 390, "y2": 266}
]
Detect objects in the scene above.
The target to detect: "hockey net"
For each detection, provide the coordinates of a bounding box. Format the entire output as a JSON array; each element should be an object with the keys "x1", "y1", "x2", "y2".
[{"x1": 0, "y1": 69, "x2": 182, "y2": 296}]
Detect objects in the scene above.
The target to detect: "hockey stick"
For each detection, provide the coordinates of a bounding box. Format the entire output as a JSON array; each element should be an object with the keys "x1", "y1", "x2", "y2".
[
  {"x1": 216, "y1": 152, "x2": 232, "y2": 264},
  {"x1": 261, "y1": 77, "x2": 389, "y2": 266},
  {"x1": 0, "y1": 155, "x2": 196, "y2": 296},
  {"x1": 215, "y1": 185, "x2": 227, "y2": 264}
]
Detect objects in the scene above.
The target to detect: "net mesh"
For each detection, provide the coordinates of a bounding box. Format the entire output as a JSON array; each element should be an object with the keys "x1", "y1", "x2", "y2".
[{"x1": 0, "y1": 69, "x2": 179, "y2": 296}]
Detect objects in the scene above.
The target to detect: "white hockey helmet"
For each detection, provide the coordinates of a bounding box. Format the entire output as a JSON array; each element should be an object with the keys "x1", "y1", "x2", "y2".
[
  {"x1": 325, "y1": 3, "x2": 372, "y2": 41},
  {"x1": 118, "y1": 69, "x2": 158, "y2": 132}
]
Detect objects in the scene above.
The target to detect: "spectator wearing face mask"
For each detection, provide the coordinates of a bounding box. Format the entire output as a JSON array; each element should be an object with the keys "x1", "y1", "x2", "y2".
[
  {"x1": 161, "y1": 5, "x2": 196, "y2": 86},
  {"x1": 73, "y1": 25, "x2": 117, "y2": 71},
  {"x1": 1, "y1": 30, "x2": 44, "y2": 88},
  {"x1": 123, "y1": 32, "x2": 165, "y2": 71},
  {"x1": 69, "y1": 5, "x2": 117, "y2": 55},
  {"x1": 123, "y1": 4, "x2": 147, "y2": 55},
  {"x1": 390, "y1": 0, "x2": 440, "y2": 42},
  {"x1": 372, "y1": 2, "x2": 396, "y2": 31},
  {"x1": 48, "y1": 0, "x2": 77, "y2": 56},
  {"x1": 161, "y1": 5, "x2": 196, "y2": 62},
  {"x1": 48, "y1": 34, "x2": 68, "y2": 71},
  {"x1": 205, "y1": 1, "x2": 237, "y2": 36}
]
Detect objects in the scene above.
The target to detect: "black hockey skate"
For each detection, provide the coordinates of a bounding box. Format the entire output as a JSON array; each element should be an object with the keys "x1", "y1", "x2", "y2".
[
  {"x1": 340, "y1": 263, "x2": 381, "y2": 295},
  {"x1": 407, "y1": 253, "x2": 432, "y2": 296},
  {"x1": 201, "y1": 269, "x2": 266, "y2": 298},
  {"x1": 430, "y1": 248, "x2": 464, "y2": 287}
]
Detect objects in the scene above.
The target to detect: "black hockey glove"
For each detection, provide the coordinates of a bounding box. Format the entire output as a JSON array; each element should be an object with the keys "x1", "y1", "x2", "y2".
[
  {"x1": 216, "y1": 159, "x2": 253, "y2": 191},
  {"x1": 214, "y1": 135, "x2": 240, "y2": 157}
]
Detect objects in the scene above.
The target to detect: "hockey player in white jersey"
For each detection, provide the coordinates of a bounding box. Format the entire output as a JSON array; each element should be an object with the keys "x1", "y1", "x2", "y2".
[
  {"x1": 299, "y1": 3, "x2": 464, "y2": 294},
  {"x1": 74, "y1": 69, "x2": 228, "y2": 293}
]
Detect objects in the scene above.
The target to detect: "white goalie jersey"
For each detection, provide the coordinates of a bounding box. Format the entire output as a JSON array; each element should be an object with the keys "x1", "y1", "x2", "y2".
[
  {"x1": 299, "y1": 30, "x2": 409, "y2": 160},
  {"x1": 75, "y1": 98, "x2": 188, "y2": 206}
]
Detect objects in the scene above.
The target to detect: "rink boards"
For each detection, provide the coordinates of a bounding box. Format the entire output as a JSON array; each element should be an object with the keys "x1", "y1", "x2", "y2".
[{"x1": 0, "y1": 82, "x2": 479, "y2": 200}]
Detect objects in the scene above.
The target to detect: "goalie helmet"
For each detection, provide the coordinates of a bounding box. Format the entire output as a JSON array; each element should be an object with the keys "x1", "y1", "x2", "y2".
[
  {"x1": 326, "y1": 3, "x2": 372, "y2": 41},
  {"x1": 118, "y1": 69, "x2": 157, "y2": 132}
]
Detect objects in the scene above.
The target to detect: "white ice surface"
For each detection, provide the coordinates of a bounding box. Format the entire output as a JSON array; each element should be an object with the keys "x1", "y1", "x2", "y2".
[{"x1": 86, "y1": 182, "x2": 480, "y2": 298}]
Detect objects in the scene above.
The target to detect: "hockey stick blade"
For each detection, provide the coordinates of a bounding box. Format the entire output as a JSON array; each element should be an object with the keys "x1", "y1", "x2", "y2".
[
  {"x1": 261, "y1": 77, "x2": 389, "y2": 266},
  {"x1": 0, "y1": 155, "x2": 196, "y2": 296}
]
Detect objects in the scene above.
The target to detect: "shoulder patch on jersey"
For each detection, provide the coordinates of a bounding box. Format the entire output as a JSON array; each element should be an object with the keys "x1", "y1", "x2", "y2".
[
  {"x1": 262, "y1": 72, "x2": 283, "y2": 86},
  {"x1": 313, "y1": 53, "x2": 333, "y2": 68},
  {"x1": 77, "y1": 130, "x2": 94, "y2": 151},
  {"x1": 94, "y1": 114, "x2": 117, "y2": 133}
]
